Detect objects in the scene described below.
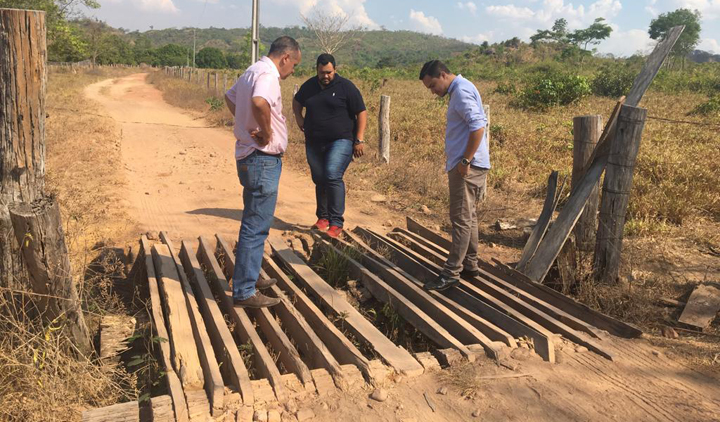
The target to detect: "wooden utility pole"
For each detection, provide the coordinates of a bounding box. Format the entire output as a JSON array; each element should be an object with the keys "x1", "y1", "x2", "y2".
[
  {"x1": 572, "y1": 115, "x2": 602, "y2": 251},
  {"x1": 594, "y1": 105, "x2": 647, "y2": 284},
  {"x1": 379, "y1": 95, "x2": 391, "y2": 163},
  {"x1": 1, "y1": 8, "x2": 47, "y2": 290}
]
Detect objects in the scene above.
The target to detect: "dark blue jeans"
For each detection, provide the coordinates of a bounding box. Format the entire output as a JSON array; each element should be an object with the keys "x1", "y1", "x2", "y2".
[
  {"x1": 305, "y1": 139, "x2": 354, "y2": 228},
  {"x1": 232, "y1": 152, "x2": 282, "y2": 301}
]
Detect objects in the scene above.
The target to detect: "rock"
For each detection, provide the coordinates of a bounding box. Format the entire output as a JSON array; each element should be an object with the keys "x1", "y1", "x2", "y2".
[
  {"x1": 472, "y1": 409, "x2": 481, "y2": 417},
  {"x1": 295, "y1": 409, "x2": 315, "y2": 422},
  {"x1": 436, "y1": 386, "x2": 448, "y2": 395},
  {"x1": 511, "y1": 348, "x2": 533, "y2": 361},
  {"x1": 371, "y1": 194, "x2": 387, "y2": 203},
  {"x1": 574, "y1": 346, "x2": 588, "y2": 354},
  {"x1": 145, "y1": 231, "x2": 158, "y2": 240},
  {"x1": 283, "y1": 400, "x2": 298, "y2": 414},
  {"x1": 495, "y1": 220, "x2": 517, "y2": 231},
  {"x1": 370, "y1": 388, "x2": 388, "y2": 402},
  {"x1": 661, "y1": 326, "x2": 679, "y2": 339},
  {"x1": 516, "y1": 218, "x2": 538, "y2": 228},
  {"x1": 267, "y1": 410, "x2": 281, "y2": 422},
  {"x1": 209, "y1": 152, "x2": 216, "y2": 157},
  {"x1": 383, "y1": 220, "x2": 394, "y2": 227},
  {"x1": 421, "y1": 205, "x2": 433, "y2": 215},
  {"x1": 179, "y1": 150, "x2": 187, "y2": 155},
  {"x1": 253, "y1": 410, "x2": 268, "y2": 422},
  {"x1": 652, "y1": 350, "x2": 662, "y2": 357},
  {"x1": 320, "y1": 402, "x2": 329, "y2": 411}
]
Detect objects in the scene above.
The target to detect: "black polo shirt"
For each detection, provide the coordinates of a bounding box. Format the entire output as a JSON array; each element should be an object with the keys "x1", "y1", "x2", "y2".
[{"x1": 294, "y1": 74, "x2": 366, "y2": 144}]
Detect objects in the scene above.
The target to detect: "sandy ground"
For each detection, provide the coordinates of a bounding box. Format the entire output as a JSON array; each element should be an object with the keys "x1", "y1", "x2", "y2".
[{"x1": 84, "y1": 73, "x2": 720, "y2": 422}]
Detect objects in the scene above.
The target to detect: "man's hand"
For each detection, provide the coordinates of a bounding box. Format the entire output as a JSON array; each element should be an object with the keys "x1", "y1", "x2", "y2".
[
  {"x1": 251, "y1": 129, "x2": 273, "y2": 147},
  {"x1": 296, "y1": 117, "x2": 305, "y2": 132},
  {"x1": 353, "y1": 143, "x2": 364, "y2": 158},
  {"x1": 457, "y1": 162, "x2": 470, "y2": 177}
]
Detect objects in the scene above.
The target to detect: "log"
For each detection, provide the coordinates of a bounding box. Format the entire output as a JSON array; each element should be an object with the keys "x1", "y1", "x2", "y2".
[
  {"x1": 593, "y1": 106, "x2": 647, "y2": 283},
  {"x1": 268, "y1": 236, "x2": 424, "y2": 377},
  {"x1": 573, "y1": 115, "x2": 603, "y2": 251},
  {"x1": 9, "y1": 197, "x2": 91, "y2": 354},
  {"x1": 379, "y1": 95, "x2": 391, "y2": 163},
  {"x1": 1, "y1": 8, "x2": 47, "y2": 290}
]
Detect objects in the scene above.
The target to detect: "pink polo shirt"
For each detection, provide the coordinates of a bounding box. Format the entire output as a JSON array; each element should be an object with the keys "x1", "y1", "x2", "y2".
[{"x1": 226, "y1": 56, "x2": 288, "y2": 160}]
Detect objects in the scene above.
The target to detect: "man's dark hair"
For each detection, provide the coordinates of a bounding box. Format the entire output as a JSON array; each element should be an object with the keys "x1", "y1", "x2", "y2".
[
  {"x1": 419, "y1": 60, "x2": 450, "y2": 80},
  {"x1": 268, "y1": 36, "x2": 300, "y2": 56},
  {"x1": 316, "y1": 53, "x2": 336, "y2": 69}
]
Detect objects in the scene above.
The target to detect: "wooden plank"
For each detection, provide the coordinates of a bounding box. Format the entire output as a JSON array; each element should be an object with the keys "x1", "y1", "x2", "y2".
[
  {"x1": 214, "y1": 235, "x2": 235, "y2": 280},
  {"x1": 348, "y1": 229, "x2": 555, "y2": 363},
  {"x1": 152, "y1": 244, "x2": 206, "y2": 387},
  {"x1": 261, "y1": 253, "x2": 375, "y2": 385},
  {"x1": 407, "y1": 217, "x2": 452, "y2": 250},
  {"x1": 328, "y1": 232, "x2": 515, "y2": 348},
  {"x1": 405, "y1": 220, "x2": 641, "y2": 338},
  {"x1": 370, "y1": 228, "x2": 614, "y2": 361},
  {"x1": 149, "y1": 395, "x2": 174, "y2": 422},
  {"x1": 178, "y1": 240, "x2": 255, "y2": 405},
  {"x1": 315, "y1": 237, "x2": 481, "y2": 361},
  {"x1": 139, "y1": 237, "x2": 188, "y2": 422},
  {"x1": 82, "y1": 401, "x2": 138, "y2": 422},
  {"x1": 196, "y1": 236, "x2": 287, "y2": 403},
  {"x1": 159, "y1": 233, "x2": 223, "y2": 415},
  {"x1": 267, "y1": 236, "x2": 425, "y2": 377},
  {"x1": 516, "y1": 171, "x2": 559, "y2": 272},
  {"x1": 212, "y1": 236, "x2": 314, "y2": 386},
  {"x1": 389, "y1": 230, "x2": 603, "y2": 340},
  {"x1": 678, "y1": 284, "x2": 720, "y2": 330}
]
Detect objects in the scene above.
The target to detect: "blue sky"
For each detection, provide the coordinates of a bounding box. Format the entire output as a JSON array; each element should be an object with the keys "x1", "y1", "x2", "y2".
[{"x1": 91, "y1": 0, "x2": 720, "y2": 56}]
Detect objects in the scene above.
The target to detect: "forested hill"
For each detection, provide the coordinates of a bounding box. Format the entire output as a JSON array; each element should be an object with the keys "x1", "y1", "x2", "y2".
[{"x1": 126, "y1": 26, "x2": 474, "y2": 68}]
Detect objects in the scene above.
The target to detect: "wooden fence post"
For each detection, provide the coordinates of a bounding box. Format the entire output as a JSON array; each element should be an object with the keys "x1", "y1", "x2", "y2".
[
  {"x1": 572, "y1": 115, "x2": 603, "y2": 251},
  {"x1": 214, "y1": 72, "x2": 219, "y2": 95},
  {"x1": 482, "y1": 104, "x2": 490, "y2": 201},
  {"x1": 223, "y1": 73, "x2": 227, "y2": 94},
  {"x1": 0, "y1": 8, "x2": 47, "y2": 290},
  {"x1": 206, "y1": 72, "x2": 211, "y2": 91},
  {"x1": 379, "y1": 95, "x2": 391, "y2": 163},
  {"x1": 594, "y1": 105, "x2": 647, "y2": 284}
]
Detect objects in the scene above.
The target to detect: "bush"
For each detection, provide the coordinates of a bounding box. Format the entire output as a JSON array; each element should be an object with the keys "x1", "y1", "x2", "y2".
[
  {"x1": 493, "y1": 81, "x2": 517, "y2": 95},
  {"x1": 689, "y1": 95, "x2": 720, "y2": 116},
  {"x1": 514, "y1": 72, "x2": 591, "y2": 110},
  {"x1": 592, "y1": 65, "x2": 635, "y2": 97}
]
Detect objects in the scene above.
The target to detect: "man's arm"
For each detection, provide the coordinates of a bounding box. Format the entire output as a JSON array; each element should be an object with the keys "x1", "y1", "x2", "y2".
[
  {"x1": 353, "y1": 110, "x2": 368, "y2": 158},
  {"x1": 225, "y1": 94, "x2": 236, "y2": 116},
  {"x1": 292, "y1": 98, "x2": 305, "y2": 132},
  {"x1": 251, "y1": 96, "x2": 272, "y2": 147},
  {"x1": 458, "y1": 127, "x2": 484, "y2": 176}
]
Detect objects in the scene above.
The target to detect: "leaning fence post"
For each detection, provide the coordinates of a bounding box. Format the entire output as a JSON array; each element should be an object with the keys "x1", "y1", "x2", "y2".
[
  {"x1": 572, "y1": 115, "x2": 603, "y2": 251},
  {"x1": 594, "y1": 105, "x2": 648, "y2": 284},
  {"x1": 379, "y1": 95, "x2": 391, "y2": 163}
]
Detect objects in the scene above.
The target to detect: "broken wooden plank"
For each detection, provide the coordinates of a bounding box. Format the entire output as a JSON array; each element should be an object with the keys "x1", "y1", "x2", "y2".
[
  {"x1": 516, "y1": 171, "x2": 559, "y2": 272},
  {"x1": 267, "y1": 236, "x2": 425, "y2": 377},
  {"x1": 196, "y1": 236, "x2": 287, "y2": 403},
  {"x1": 214, "y1": 235, "x2": 235, "y2": 280},
  {"x1": 159, "y1": 232, "x2": 223, "y2": 415},
  {"x1": 82, "y1": 401, "x2": 138, "y2": 422},
  {"x1": 315, "y1": 236, "x2": 480, "y2": 361},
  {"x1": 678, "y1": 284, "x2": 720, "y2": 330},
  {"x1": 179, "y1": 240, "x2": 254, "y2": 405},
  {"x1": 139, "y1": 237, "x2": 188, "y2": 422},
  {"x1": 350, "y1": 229, "x2": 555, "y2": 363},
  {"x1": 408, "y1": 216, "x2": 642, "y2": 338},
  {"x1": 262, "y1": 253, "x2": 374, "y2": 386},
  {"x1": 149, "y1": 395, "x2": 174, "y2": 422},
  {"x1": 368, "y1": 228, "x2": 613, "y2": 361},
  {"x1": 328, "y1": 232, "x2": 515, "y2": 348}
]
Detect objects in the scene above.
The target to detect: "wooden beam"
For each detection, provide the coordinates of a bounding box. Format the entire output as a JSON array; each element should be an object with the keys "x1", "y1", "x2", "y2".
[
  {"x1": 262, "y1": 252, "x2": 375, "y2": 384},
  {"x1": 368, "y1": 228, "x2": 614, "y2": 361},
  {"x1": 196, "y1": 236, "x2": 287, "y2": 403},
  {"x1": 349, "y1": 229, "x2": 555, "y2": 363},
  {"x1": 515, "y1": 172, "x2": 560, "y2": 271},
  {"x1": 268, "y1": 236, "x2": 424, "y2": 377},
  {"x1": 81, "y1": 401, "x2": 138, "y2": 422},
  {"x1": 678, "y1": 284, "x2": 720, "y2": 330},
  {"x1": 178, "y1": 240, "x2": 254, "y2": 405},
  {"x1": 329, "y1": 232, "x2": 515, "y2": 348},
  {"x1": 315, "y1": 237, "x2": 480, "y2": 361},
  {"x1": 139, "y1": 237, "x2": 188, "y2": 422},
  {"x1": 159, "y1": 233, "x2": 223, "y2": 415}
]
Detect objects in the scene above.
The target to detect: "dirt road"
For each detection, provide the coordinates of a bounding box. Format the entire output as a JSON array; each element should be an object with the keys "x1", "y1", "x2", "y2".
[{"x1": 85, "y1": 73, "x2": 720, "y2": 422}]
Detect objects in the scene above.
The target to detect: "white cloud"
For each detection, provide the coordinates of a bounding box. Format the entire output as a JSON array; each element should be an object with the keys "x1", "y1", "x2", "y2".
[
  {"x1": 409, "y1": 9, "x2": 443, "y2": 35},
  {"x1": 673, "y1": 0, "x2": 720, "y2": 20},
  {"x1": 645, "y1": 0, "x2": 659, "y2": 16},
  {"x1": 271, "y1": 0, "x2": 379, "y2": 29},
  {"x1": 699, "y1": 37, "x2": 720, "y2": 53},
  {"x1": 596, "y1": 28, "x2": 654, "y2": 57},
  {"x1": 134, "y1": 0, "x2": 178, "y2": 13},
  {"x1": 486, "y1": 0, "x2": 622, "y2": 28},
  {"x1": 461, "y1": 32, "x2": 493, "y2": 44},
  {"x1": 486, "y1": 4, "x2": 535, "y2": 20},
  {"x1": 457, "y1": 2, "x2": 478, "y2": 16}
]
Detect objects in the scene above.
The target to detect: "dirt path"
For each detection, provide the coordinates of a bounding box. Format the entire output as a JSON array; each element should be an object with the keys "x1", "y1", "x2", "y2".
[{"x1": 85, "y1": 74, "x2": 720, "y2": 422}]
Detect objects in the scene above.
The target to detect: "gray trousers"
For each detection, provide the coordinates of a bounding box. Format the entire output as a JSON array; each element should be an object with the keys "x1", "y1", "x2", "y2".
[{"x1": 441, "y1": 165, "x2": 488, "y2": 279}]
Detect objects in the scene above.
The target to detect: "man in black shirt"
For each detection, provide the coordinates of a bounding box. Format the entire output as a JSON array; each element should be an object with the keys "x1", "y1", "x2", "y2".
[{"x1": 292, "y1": 54, "x2": 367, "y2": 238}]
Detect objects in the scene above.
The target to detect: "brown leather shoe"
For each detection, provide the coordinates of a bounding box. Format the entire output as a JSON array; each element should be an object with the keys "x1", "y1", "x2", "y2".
[
  {"x1": 256, "y1": 277, "x2": 277, "y2": 290},
  {"x1": 233, "y1": 292, "x2": 280, "y2": 308}
]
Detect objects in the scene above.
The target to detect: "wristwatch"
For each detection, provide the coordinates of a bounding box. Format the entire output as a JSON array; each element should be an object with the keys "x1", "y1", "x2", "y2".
[
  {"x1": 354, "y1": 139, "x2": 365, "y2": 145},
  {"x1": 460, "y1": 157, "x2": 471, "y2": 166}
]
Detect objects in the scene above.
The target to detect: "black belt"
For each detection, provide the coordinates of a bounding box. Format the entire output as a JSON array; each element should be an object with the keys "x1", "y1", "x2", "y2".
[
  {"x1": 471, "y1": 165, "x2": 489, "y2": 171},
  {"x1": 253, "y1": 149, "x2": 283, "y2": 158}
]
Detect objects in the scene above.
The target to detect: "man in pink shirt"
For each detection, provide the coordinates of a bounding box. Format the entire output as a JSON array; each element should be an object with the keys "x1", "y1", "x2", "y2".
[{"x1": 224, "y1": 37, "x2": 301, "y2": 308}]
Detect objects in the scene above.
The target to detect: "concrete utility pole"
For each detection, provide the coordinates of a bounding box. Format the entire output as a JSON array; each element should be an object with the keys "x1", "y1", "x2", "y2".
[{"x1": 251, "y1": 0, "x2": 260, "y2": 63}]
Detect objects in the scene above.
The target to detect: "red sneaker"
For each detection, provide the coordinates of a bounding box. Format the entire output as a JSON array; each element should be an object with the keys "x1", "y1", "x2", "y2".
[
  {"x1": 313, "y1": 218, "x2": 330, "y2": 231},
  {"x1": 326, "y1": 225, "x2": 343, "y2": 238}
]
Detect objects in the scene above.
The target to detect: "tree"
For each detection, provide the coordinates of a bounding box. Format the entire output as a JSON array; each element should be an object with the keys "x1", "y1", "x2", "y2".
[
  {"x1": 133, "y1": 35, "x2": 155, "y2": 65},
  {"x1": 569, "y1": 18, "x2": 613, "y2": 50},
  {"x1": 196, "y1": 47, "x2": 227, "y2": 68},
  {"x1": 301, "y1": 7, "x2": 363, "y2": 54},
  {"x1": 530, "y1": 18, "x2": 570, "y2": 45},
  {"x1": 155, "y1": 43, "x2": 190, "y2": 66},
  {"x1": 552, "y1": 18, "x2": 568, "y2": 39},
  {"x1": 649, "y1": 8, "x2": 701, "y2": 68}
]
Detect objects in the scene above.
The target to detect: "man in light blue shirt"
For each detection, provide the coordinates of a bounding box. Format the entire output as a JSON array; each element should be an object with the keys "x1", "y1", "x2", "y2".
[{"x1": 420, "y1": 60, "x2": 489, "y2": 291}]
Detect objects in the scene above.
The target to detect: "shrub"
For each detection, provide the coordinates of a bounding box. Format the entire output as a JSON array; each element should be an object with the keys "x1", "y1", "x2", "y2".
[
  {"x1": 592, "y1": 65, "x2": 635, "y2": 97},
  {"x1": 514, "y1": 72, "x2": 591, "y2": 110},
  {"x1": 205, "y1": 96, "x2": 224, "y2": 111},
  {"x1": 689, "y1": 95, "x2": 720, "y2": 116},
  {"x1": 493, "y1": 81, "x2": 517, "y2": 95}
]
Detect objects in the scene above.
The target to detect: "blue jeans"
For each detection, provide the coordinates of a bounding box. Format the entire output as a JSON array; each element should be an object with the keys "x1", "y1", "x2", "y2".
[
  {"x1": 232, "y1": 152, "x2": 282, "y2": 300},
  {"x1": 305, "y1": 139, "x2": 354, "y2": 228}
]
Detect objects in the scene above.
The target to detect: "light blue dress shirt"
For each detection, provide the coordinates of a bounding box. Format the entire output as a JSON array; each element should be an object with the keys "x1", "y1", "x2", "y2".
[{"x1": 444, "y1": 74, "x2": 490, "y2": 172}]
